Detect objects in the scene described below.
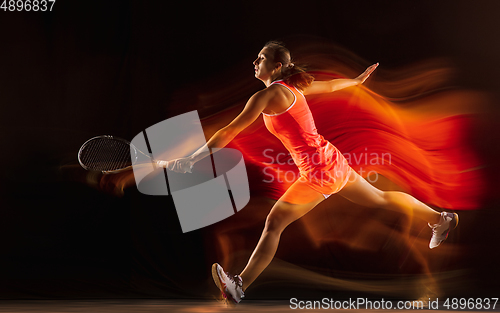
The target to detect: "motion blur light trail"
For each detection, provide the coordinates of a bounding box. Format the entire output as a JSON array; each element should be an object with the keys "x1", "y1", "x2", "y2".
[
  {"x1": 97, "y1": 48, "x2": 488, "y2": 211},
  {"x1": 81, "y1": 42, "x2": 496, "y2": 300},
  {"x1": 202, "y1": 71, "x2": 487, "y2": 211},
  {"x1": 195, "y1": 55, "x2": 488, "y2": 298}
]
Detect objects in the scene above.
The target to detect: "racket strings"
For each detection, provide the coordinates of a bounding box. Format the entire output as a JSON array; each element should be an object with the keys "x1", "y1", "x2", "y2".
[
  {"x1": 79, "y1": 137, "x2": 133, "y2": 171},
  {"x1": 90, "y1": 138, "x2": 105, "y2": 168},
  {"x1": 113, "y1": 140, "x2": 130, "y2": 169}
]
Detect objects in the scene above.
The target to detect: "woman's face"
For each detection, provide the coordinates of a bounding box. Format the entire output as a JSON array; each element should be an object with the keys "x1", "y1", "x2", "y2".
[{"x1": 253, "y1": 48, "x2": 279, "y2": 82}]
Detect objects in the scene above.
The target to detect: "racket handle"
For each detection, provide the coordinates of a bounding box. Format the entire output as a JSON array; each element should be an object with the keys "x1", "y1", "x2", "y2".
[{"x1": 156, "y1": 160, "x2": 193, "y2": 173}]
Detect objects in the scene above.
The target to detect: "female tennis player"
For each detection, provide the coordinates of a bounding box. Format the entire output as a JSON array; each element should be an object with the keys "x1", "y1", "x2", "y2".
[{"x1": 159, "y1": 41, "x2": 459, "y2": 303}]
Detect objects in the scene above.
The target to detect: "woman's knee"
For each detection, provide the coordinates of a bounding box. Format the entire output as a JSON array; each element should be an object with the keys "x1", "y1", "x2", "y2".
[
  {"x1": 341, "y1": 172, "x2": 388, "y2": 209},
  {"x1": 264, "y1": 210, "x2": 290, "y2": 233},
  {"x1": 355, "y1": 185, "x2": 388, "y2": 209},
  {"x1": 380, "y1": 191, "x2": 412, "y2": 209},
  {"x1": 373, "y1": 190, "x2": 391, "y2": 209}
]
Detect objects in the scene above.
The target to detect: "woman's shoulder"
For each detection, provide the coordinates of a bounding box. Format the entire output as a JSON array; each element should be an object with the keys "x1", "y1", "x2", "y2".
[
  {"x1": 265, "y1": 83, "x2": 294, "y2": 98},
  {"x1": 246, "y1": 83, "x2": 293, "y2": 112},
  {"x1": 264, "y1": 82, "x2": 295, "y2": 105},
  {"x1": 252, "y1": 83, "x2": 282, "y2": 99}
]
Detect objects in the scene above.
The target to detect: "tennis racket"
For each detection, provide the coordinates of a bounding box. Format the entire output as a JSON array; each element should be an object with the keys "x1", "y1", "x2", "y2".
[{"x1": 78, "y1": 135, "x2": 154, "y2": 174}]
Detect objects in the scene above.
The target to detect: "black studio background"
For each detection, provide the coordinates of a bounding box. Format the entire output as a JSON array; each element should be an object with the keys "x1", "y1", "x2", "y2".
[{"x1": 0, "y1": 0, "x2": 499, "y2": 300}]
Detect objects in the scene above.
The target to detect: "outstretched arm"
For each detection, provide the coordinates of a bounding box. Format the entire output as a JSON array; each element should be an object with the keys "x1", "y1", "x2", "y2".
[
  {"x1": 303, "y1": 63, "x2": 378, "y2": 95},
  {"x1": 159, "y1": 91, "x2": 269, "y2": 173}
]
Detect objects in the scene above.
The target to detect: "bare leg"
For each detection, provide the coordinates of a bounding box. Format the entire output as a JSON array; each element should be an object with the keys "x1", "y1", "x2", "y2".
[
  {"x1": 239, "y1": 184, "x2": 325, "y2": 291},
  {"x1": 338, "y1": 170, "x2": 441, "y2": 224},
  {"x1": 338, "y1": 171, "x2": 444, "y2": 297},
  {"x1": 238, "y1": 170, "x2": 441, "y2": 292}
]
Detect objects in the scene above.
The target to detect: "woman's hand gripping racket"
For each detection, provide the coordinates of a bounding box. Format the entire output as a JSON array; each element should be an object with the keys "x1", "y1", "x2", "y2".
[{"x1": 78, "y1": 135, "x2": 194, "y2": 174}]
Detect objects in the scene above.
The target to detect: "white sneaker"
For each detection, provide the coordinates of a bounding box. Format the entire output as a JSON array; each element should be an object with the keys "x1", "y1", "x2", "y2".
[
  {"x1": 212, "y1": 263, "x2": 245, "y2": 303},
  {"x1": 428, "y1": 212, "x2": 459, "y2": 249}
]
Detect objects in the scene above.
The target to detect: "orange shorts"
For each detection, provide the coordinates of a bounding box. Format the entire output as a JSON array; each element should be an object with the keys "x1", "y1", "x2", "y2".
[{"x1": 279, "y1": 153, "x2": 352, "y2": 204}]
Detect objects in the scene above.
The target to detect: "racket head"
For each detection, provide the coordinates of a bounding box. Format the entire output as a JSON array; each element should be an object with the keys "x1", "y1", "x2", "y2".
[{"x1": 78, "y1": 135, "x2": 138, "y2": 172}]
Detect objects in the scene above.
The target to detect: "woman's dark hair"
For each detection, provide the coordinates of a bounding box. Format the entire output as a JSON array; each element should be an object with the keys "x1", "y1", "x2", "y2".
[{"x1": 263, "y1": 41, "x2": 314, "y2": 91}]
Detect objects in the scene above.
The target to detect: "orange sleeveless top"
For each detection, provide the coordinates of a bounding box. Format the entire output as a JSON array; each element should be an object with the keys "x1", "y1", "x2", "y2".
[{"x1": 262, "y1": 80, "x2": 351, "y2": 194}]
